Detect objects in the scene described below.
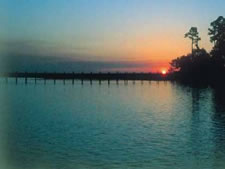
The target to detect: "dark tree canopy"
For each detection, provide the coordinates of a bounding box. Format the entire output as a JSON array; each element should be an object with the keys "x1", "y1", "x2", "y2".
[
  {"x1": 209, "y1": 16, "x2": 225, "y2": 43},
  {"x1": 209, "y1": 16, "x2": 225, "y2": 69},
  {"x1": 170, "y1": 49, "x2": 210, "y2": 73},
  {"x1": 170, "y1": 49, "x2": 211, "y2": 83}
]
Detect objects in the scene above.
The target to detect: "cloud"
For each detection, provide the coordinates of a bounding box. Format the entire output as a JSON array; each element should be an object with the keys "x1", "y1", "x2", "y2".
[
  {"x1": 0, "y1": 40, "x2": 168, "y2": 72},
  {"x1": 0, "y1": 39, "x2": 91, "y2": 58},
  {"x1": 1, "y1": 53, "x2": 153, "y2": 73}
]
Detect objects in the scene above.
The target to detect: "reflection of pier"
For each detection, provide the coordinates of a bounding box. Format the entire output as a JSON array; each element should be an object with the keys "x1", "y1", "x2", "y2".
[{"x1": 1, "y1": 72, "x2": 168, "y2": 85}]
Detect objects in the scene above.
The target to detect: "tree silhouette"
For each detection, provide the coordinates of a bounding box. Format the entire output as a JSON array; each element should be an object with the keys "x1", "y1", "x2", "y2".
[
  {"x1": 169, "y1": 16, "x2": 225, "y2": 85},
  {"x1": 170, "y1": 49, "x2": 211, "y2": 83},
  {"x1": 209, "y1": 16, "x2": 225, "y2": 70},
  {"x1": 185, "y1": 27, "x2": 201, "y2": 54},
  {"x1": 209, "y1": 16, "x2": 225, "y2": 43}
]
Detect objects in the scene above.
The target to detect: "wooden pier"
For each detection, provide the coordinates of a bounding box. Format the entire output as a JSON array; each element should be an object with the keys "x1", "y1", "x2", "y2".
[{"x1": 0, "y1": 72, "x2": 168, "y2": 85}]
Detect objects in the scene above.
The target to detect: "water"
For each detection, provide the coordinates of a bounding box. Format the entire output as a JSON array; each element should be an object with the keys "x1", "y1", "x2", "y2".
[{"x1": 0, "y1": 79, "x2": 225, "y2": 169}]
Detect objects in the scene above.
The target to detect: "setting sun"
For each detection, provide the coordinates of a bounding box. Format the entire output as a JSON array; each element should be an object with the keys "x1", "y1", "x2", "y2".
[{"x1": 161, "y1": 70, "x2": 167, "y2": 75}]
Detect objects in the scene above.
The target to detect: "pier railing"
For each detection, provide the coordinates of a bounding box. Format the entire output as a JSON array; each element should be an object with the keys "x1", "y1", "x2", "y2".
[{"x1": 0, "y1": 72, "x2": 168, "y2": 85}]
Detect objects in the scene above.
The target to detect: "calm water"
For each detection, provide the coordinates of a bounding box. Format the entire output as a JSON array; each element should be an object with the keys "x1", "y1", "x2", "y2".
[{"x1": 0, "y1": 79, "x2": 225, "y2": 169}]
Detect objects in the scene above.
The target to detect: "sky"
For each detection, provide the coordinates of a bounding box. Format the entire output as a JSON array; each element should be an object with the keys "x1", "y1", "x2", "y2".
[{"x1": 0, "y1": 0, "x2": 225, "y2": 72}]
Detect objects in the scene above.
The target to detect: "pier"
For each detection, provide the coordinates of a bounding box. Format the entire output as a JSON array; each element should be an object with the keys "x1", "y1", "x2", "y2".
[{"x1": 0, "y1": 72, "x2": 168, "y2": 85}]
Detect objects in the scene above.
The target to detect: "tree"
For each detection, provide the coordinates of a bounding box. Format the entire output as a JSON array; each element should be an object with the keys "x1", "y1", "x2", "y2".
[
  {"x1": 209, "y1": 16, "x2": 225, "y2": 43},
  {"x1": 170, "y1": 49, "x2": 211, "y2": 82},
  {"x1": 169, "y1": 16, "x2": 225, "y2": 84},
  {"x1": 170, "y1": 54, "x2": 192, "y2": 73},
  {"x1": 185, "y1": 27, "x2": 201, "y2": 54},
  {"x1": 208, "y1": 16, "x2": 225, "y2": 69}
]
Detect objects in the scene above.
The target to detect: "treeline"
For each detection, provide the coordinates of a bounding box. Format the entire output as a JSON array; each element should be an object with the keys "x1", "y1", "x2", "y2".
[{"x1": 169, "y1": 16, "x2": 225, "y2": 85}]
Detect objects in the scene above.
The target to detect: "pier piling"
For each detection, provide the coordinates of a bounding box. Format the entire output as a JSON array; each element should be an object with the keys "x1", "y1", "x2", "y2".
[
  {"x1": 1, "y1": 72, "x2": 167, "y2": 86},
  {"x1": 116, "y1": 79, "x2": 119, "y2": 85}
]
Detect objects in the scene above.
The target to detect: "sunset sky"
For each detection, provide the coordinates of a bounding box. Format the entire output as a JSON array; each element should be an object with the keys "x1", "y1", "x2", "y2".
[{"x1": 1, "y1": 0, "x2": 224, "y2": 72}]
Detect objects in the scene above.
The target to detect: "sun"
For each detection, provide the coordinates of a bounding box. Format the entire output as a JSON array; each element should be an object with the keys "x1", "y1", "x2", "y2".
[{"x1": 161, "y1": 69, "x2": 167, "y2": 75}]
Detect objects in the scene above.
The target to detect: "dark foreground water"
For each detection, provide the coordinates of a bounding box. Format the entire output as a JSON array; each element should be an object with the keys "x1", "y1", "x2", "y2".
[{"x1": 0, "y1": 79, "x2": 225, "y2": 169}]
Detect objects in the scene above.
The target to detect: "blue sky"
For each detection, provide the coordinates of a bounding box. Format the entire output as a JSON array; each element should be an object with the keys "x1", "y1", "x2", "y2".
[{"x1": 0, "y1": 0, "x2": 225, "y2": 72}]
